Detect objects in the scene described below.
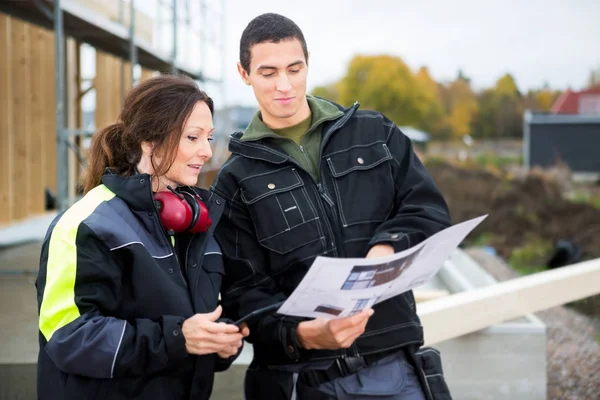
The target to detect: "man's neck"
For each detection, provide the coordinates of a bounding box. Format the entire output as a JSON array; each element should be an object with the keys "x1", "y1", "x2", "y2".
[{"x1": 262, "y1": 98, "x2": 311, "y2": 130}]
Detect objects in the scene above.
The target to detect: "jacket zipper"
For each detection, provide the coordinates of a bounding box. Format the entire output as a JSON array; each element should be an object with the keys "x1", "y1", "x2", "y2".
[
  {"x1": 314, "y1": 103, "x2": 359, "y2": 259},
  {"x1": 146, "y1": 181, "x2": 188, "y2": 289},
  {"x1": 170, "y1": 236, "x2": 188, "y2": 288}
]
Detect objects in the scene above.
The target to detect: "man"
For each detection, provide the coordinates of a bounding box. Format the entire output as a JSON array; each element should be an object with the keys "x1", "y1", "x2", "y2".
[{"x1": 211, "y1": 13, "x2": 452, "y2": 400}]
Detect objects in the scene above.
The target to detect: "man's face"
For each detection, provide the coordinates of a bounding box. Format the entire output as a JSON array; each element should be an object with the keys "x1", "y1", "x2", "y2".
[{"x1": 238, "y1": 38, "x2": 309, "y2": 128}]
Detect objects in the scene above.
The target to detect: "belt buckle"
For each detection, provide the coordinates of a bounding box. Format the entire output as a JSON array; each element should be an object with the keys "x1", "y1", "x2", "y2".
[{"x1": 336, "y1": 356, "x2": 366, "y2": 376}]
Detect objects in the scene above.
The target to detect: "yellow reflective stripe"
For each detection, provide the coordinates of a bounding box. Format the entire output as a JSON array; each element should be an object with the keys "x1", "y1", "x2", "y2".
[{"x1": 39, "y1": 185, "x2": 116, "y2": 341}]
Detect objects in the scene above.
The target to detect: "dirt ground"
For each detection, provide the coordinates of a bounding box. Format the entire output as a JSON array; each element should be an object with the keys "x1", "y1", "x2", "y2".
[
  {"x1": 426, "y1": 161, "x2": 600, "y2": 262},
  {"x1": 426, "y1": 160, "x2": 600, "y2": 318}
]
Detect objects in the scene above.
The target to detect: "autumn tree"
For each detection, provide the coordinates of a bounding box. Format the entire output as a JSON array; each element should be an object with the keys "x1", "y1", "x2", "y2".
[
  {"x1": 312, "y1": 83, "x2": 340, "y2": 102},
  {"x1": 441, "y1": 72, "x2": 479, "y2": 139},
  {"x1": 336, "y1": 55, "x2": 427, "y2": 127},
  {"x1": 414, "y1": 66, "x2": 447, "y2": 138}
]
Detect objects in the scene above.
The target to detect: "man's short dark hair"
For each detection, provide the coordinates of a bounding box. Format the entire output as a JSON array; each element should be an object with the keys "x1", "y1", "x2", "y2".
[{"x1": 239, "y1": 13, "x2": 308, "y2": 74}]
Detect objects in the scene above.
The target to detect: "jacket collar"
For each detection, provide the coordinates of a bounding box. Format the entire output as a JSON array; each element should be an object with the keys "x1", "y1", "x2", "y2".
[
  {"x1": 240, "y1": 95, "x2": 344, "y2": 142},
  {"x1": 228, "y1": 99, "x2": 359, "y2": 164},
  {"x1": 101, "y1": 171, "x2": 221, "y2": 215}
]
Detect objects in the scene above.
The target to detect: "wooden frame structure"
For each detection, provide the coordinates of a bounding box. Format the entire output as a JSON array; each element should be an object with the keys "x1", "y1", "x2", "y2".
[{"x1": 0, "y1": 0, "x2": 225, "y2": 228}]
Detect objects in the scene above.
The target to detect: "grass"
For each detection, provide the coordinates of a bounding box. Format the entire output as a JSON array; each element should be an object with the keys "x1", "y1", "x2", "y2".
[
  {"x1": 567, "y1": 190, "x2": 600, "y2": 210},
  {"x1": 507, "y1": 238, "x2": 553, "y2": 275}
]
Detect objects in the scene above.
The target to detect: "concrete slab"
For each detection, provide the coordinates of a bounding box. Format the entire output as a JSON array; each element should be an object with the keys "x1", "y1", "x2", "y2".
[
  {"x1": 0, "y1": 243, "x2": 547, "y2": 399},
  {"x1": 0, "y1": 213, "x2": 56, "y2": 248}
]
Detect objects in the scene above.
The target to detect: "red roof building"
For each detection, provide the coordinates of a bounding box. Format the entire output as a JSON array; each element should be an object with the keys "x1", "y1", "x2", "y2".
[{"x1": 551, "y1": 87, "x2": 600, "y2": 115}]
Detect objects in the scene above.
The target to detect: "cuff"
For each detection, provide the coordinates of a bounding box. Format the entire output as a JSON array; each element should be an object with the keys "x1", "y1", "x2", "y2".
[
  {"x1": 215, "y1": 341, "x2": 243, "y2": 372},
  {"x1": 162, "y1": 315, "x2": 188, "y2": 361},
  {"x1": 280, "y1": 317, "x2": 302, "y2": 361},
  {"x1": 368, "y1": 232, "x2": 411, "y2": 253}
]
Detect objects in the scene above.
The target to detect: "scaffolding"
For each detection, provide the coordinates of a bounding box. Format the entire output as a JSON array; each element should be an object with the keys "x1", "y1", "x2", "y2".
[{"x1": 0, "y1": 0, "x2": 226, "y2": 213}]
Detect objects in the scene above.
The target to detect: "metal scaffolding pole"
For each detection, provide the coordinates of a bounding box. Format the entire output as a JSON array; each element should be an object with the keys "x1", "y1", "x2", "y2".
[
  {"x1": 171, "y1": 0, "x2": 178, "y2": 74},
  {"x1": 129, "y1": 0, "x2": 137, "y2": 85},
  {"x1": 54, "y1": 0, "x2": 68, "y2": 210}
]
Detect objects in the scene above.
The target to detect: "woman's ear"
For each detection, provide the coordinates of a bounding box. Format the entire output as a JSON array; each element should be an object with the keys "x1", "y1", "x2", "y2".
[
  {"x1": 141, "y1": 141, "x2": 154, "y2": 157},
  {"x1": 137, "y1": 141, "x2": 155, "y2": 175}
]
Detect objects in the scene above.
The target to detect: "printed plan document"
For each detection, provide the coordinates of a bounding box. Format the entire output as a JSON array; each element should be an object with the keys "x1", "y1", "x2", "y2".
[{"x1": 276, "y1": 215, "x2": 487, "y2": 319}]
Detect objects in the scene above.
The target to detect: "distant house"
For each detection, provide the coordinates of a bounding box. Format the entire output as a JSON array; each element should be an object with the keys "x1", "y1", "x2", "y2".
[
  {"x1": 551, "y1": 87, "x2": 600, "y2": 115},
  {"x1": 214, "y1": 105, "x2": 257, "y2": 136},
  {"x1": 398, "y1": 126, "x2": 431, "y2": 143}
]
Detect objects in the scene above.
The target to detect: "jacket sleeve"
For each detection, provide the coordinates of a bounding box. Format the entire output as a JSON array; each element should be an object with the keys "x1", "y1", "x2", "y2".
[
  {"x1": 211, "y1": 179, "x2": 305, "y2": 363},
  {"x1": 367, "y1": 122, "x2": 452, "y2": 252},
  {"x1": 37, "y1": 223, "x2": 188, "y2": 379}
]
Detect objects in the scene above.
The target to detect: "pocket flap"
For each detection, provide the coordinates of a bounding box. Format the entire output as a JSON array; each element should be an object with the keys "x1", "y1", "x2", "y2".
[
  {"x1": 326, "y1": 142, "x2": 392, "y2": 178},
  {"x1": 202, "y1": 254, "x2": 224, "y2": 274},
  {"x1": 240, "y1": 167, "x2": 303, "y2": 204}
]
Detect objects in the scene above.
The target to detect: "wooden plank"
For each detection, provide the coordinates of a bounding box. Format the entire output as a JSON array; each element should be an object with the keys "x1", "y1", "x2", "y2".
[
  {"x1": 70, "y1": 0, "x2": 154, "y2": 43},
  {"x1": 419, "y1": 259, "x2": 600, "y2": 345},
  {"x1": 95, "y1": 50, "x2": 109, "y2": 129},
  {"x1": 0, "y1": 15, "x2": 12, "y2": 224},
  {"x1": 40, "y1": 28, "x2": 56, "y2": 196},
  {"x1": 123, "y1": 61, "x2": 133, "y2": 99},
  {"x1": 27, "y1": 25, "x2": 45, "y2": 215},
  {"x1": 95, "y1": 51, "x2": 121, "y2": 129},
  {"x1": 140, "y1": 67, "x2": 155, "y2": 82},
  {"x1": 10, "y1": 19, "x2": 31, "y2": 221},
  {"x1": 66, "y1": 38, "x2": 80, "y2": 199}
]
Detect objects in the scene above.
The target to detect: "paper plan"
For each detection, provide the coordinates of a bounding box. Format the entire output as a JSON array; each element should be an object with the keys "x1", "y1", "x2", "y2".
[{"x1": 276, "y1": 215, "x2": 487, "y2": 319}]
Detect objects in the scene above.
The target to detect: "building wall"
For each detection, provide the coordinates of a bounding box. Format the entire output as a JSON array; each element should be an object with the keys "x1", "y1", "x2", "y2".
[{"x1": 0, "y1": 13, "x2": 56, "y2": 226}]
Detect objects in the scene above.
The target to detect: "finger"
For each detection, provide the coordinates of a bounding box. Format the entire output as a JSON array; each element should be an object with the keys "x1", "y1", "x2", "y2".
[
  {"x1": 331, "y1": 309, "x2": 372, "y2": 332},
  {"x1": 218, "y1": 346, "x2": 239, "y2": 358},
  {"x1": 240, "y1": 326, "x2": 250, "y2": 337},
  {"x1": 205, "y1": 305, "x2": 223, "y2": 322},
  {"x1": 204, "y1": 321, "x2": 242, "y2": 334},
  {"x1": 206, "y1": 332, "x2": 244, "y2": 345}
]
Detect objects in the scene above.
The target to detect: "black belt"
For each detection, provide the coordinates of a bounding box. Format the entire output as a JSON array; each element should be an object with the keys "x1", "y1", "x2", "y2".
[{"x1": 303, "y1": 348, "x2": 402, "y2": 386}]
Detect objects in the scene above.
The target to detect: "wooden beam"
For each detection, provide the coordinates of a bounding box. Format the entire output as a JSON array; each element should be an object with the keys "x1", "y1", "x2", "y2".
[
  {"x1": 40, "y1": 27, "x2": 56, "y2": 196},
  {"x1": 28, "y1": 25, "x2": 46, "y2": 215},
  {"x1": 414, "y1": 289, "x2": 450, "y2": 303},
  {"x1": 10, "y1": 19, "x2": 31, "y2": 221},
  {"x1": 419, "y1": 259, "x2": 600, "y2": 345},
  {"x1": 140, "y1": 67, "x2": 155, "y2": 82},
  {"x1": 0, "y1": 14, "x2": 13, "y2": 225},
  {"x1": 66, "y1": 38, "x2": 81, "y2": 199}
]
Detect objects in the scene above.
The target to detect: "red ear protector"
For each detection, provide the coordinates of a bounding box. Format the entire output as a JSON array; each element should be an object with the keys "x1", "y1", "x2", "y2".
[{"x1": 153, "y1": 187, "x2": 211, "y2": 234}]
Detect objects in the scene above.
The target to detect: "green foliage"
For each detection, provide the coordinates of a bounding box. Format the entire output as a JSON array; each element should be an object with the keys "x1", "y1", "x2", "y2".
[
  {"x1": 472, "y1": 153, "x2": 523, "y2": 169},
  {"x1": 567, "y1": 190, "x2": 600, "y2": 210},
  {"x1": 312, "y1": 59, "x2": 600, "y2": 140},
  {"x1": 337, "y1": 55, "x2": 426, "y2": 127},
  {"x1": 311, "y1": 84, "x2": 340, "y2": 102},
  {"x1": 508, "y1": 238, "x2": 553, "y2": 275}
]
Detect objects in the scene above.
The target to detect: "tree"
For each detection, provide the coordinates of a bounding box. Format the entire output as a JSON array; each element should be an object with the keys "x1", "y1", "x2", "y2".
[
  {"x1": 589, "y1": 68, "x2": 600, "y2": 89},
  {"x1": 414, "y1": 67, "x2": 447, "y2": 138},
  {"x1": 311, "y1": 83, "x2": 340, "y2": 102},
  {"x1": 441, "y1": 74, "x2": 479, "y2": 139},
  {"x1": 337, "y1": 55, "x2": 427, "y2": 127},
  {"x1": 471, "y1": 74, "x2": 523, "y2": 138}
]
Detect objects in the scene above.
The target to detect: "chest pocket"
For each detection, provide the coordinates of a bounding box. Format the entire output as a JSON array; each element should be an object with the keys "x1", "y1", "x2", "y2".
[
  {"x1": 326, "y1": 141, "x2": 395, "y2": 227},
  {"x1": 240, "y1": 167, "x2": 323, "y2": 255},
  {"x1": 199, "y1": 253, "x2": 224, "y2": 311}
]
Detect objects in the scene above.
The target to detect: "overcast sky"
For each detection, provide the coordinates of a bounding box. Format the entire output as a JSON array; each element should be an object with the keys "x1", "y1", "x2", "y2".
[{"x1": 215, "y1": 0, "x2": 600, "y2": 107}]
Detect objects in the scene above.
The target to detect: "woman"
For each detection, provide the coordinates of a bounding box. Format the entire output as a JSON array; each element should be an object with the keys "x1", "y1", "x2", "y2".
[{"x1": 35, "y1": 75, "x2": 247, "y2": 400}]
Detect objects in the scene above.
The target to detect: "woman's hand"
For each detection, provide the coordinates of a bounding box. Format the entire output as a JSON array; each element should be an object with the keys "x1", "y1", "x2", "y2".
[
  {"x1": 182, "y1": 306, "x2": 245, "y2": 356},
  {"x1": 216, "y1": 322, "x2": 249, "y2": 359}
]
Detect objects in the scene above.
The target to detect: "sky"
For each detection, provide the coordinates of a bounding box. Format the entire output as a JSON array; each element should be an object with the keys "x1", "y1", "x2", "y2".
[
  {"x1": 214, "y1": 0, "x2": 600, "y2": 108},
  {"x1": 82, "y1": 0, "x2": 600, "y2": 111}
]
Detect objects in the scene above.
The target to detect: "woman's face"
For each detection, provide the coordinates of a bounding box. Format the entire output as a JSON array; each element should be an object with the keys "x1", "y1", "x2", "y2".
[{"x1": 151, "y1": 101, "x2": 214, "y2": 190}]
